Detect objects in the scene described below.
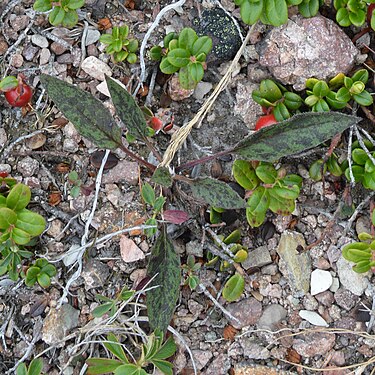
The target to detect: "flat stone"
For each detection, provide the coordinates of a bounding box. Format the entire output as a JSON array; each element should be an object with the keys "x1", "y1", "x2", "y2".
[
  {"x1": 315, "y1": 290, "x2": 334, "y2": 307},
  {"x1": 277, "y1": 231, "x2": 311, "y2": 295},
  {"x1": 293, "y1": 332, "x2": 335, "y2": 358},
  {"x1": 311, "y1": 269, "x2": 333, "y2": 295},
  {"x1": 334, "y1": 288, "x2": 357, "y2": 311},
  {"x1": 202, "y1": 353, "x2": 231, "y2": 375},
  {"x1": 81, "y1": 259, "x2": 110, "y2": 290},
  {"x1": 102, "y1": 160, "x2": 139, "y2": 185},
  {"x1": 85, "y1": 29, "x2": 101, "y2": 46},
  {"x1": 42, "y1": 304, "x2": 80, "y2": 346},
  {"x1": 336, "y1": 255, "x2": 369, "y2": 296},
  {"x1": 119, "y1": 236, "x2": 145, "y2": 263},
  {"x1": 242, "y1": 245, "x2": 272, "y2": 270},
  {"x1": 239, "y1": 337, "x2": 270, "y2": 359},
  {"x1": 225, "y1": 297, "x2": 262, "y2": 329},
  {"x1": 257, "y1": 304, "x2": 287, "y2": 331},
  {"x1": 31, "y1": 34, "x2": 49, "y2": 48},
  {"x1": 259, "y1": 15, "x2": 359, "y2": 90},
  {"x1": 299, "y1": 310, "x2": 329, "y2": 327},
  {"x1": 39, "y1": 48, "x2": 51, "y2": 65},
  {"x1": 193, "y1": 81, "x2": 213, "y2": 100},
  {"x1": 192, "y1": 349, "x2": 212, "y2": 370},
  {"x1": 81, "y1": 56, "x2": 112, "y2": 81},
  {"x1": 234, "y1": 365, "x2": 294, "y2": 375}
]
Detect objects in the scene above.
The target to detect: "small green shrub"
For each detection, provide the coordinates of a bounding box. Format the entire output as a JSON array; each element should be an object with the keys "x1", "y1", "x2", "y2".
[
  {"x1": 150, "y1": 28, "x2": 212, "y2": 89},
  {"x1": 234, "y1": 0, "x2": 322, "y2": 27},
  {"x1": 23, "y1": 258, "x2": 57, "y2": 288},
  {"x1": 334, "y1": 0, "x2": 375, "y2": 30},
  {"x1": 182, "y1": 255, "x2": 201, "y2": 290},
  {"x1": 16, "y1": 358, "x2": 43, "y2": 375},
  {"x1": 100, "y1": 26, "x2": 138, "y2": 63},
  {"x1": 33, "y1": 0, "x2": 85, "y2": 28},
  {"x1": 232, "y1": 160, "x2": 302, "y2": 227},
  {"x1": 86, "y1": 330, "x2": 177, "y2": 375}
]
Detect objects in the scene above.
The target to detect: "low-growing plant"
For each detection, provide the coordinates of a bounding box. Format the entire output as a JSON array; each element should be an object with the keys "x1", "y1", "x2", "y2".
[
  {"x1": 23, "y1": 258, "x2": 57, "y2": 288},
  {"x1": 16, "y1": 358, "x2": 43, "y2": 375},
  {"x1": 40, "y1": 73, "x2": 361, "y2": 336},
  {"x1": 252, "y1": 79, "x2": 304, "y2": 121},
  {"x1": 86, "y1": 330, "x2": 177, "y2": 375},
  {"x1": 100, "y1": 25, "x2": 138, "y2": 63},
  {"x1": 232, "y1": 160, "x2": 303, "y2": 227},
  {"x1": 222, "y1": 273, "x2": 245, "y2": 302},
  {"x1": 92, "y1": 286, "x2": 135, "y2": 318},
  {"x1": 141, "y1": 183, "x2": 166, "y2": 237},
  {"x1": 68, "y1": 170, "x2": 82, "y2": 198},
  {"x1": 0, "y1": 182, "x2": 46, "y2": 280},
  {"x1": 234, "y1": 0, "x2": 323, "y2": 27},
  {"x1": 182, "y1": 255, "x2": 201, "y2": 290},
  {"x1": 33, "y1": 0, "x2": 85, "y2": 28},
  {"x1": 150, "y1": 28, "x2": 212, "y2": 89},
  {"x1": 334, "y1": 0, "x2": 375, "y2": 30},
  {"x1": 309, "y1": 153, "x2": 343, "y2": 181}
]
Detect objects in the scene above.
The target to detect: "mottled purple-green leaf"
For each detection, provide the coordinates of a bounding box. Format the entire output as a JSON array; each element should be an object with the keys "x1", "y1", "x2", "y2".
[
  {"x1": 151, "y1": 167, "x2": 173, "y2": 187},
  {"x1": 40, "y1": 74, "x2": 121, "y2": 149},
  {"x1": 147, "y1": 227, "x2": 180, "y2": 333},
  {"x1": 233, "y1": 112, "x2": 361, "y2": 161},
  {"x1": 190, "y1": 178, "x2": 246, "y2": 209},
  {"x1": 105, "y1": 76, "x2": 148, "y2": 141}
]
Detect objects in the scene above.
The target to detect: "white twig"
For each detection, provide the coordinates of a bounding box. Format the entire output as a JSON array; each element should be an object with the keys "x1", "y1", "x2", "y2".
[
  {"x1": 347, "y1": 125, "x2": 355, "y2": 186},
  {"x1": 197, "y1": 283, "x2": 241, "y2": 325},
  {"x1": 136, "y1": 0, "x2": 186, "y2": 92},
  {"x1": 58, "y1": 150, "x2": 110, "y2": 307},
  {"x1": 354, "y1": 125, "x2": 375, "y2": 166},
  {"x1": 359, "y1": 127, "x2": 375, "y2": 148},
  {"x1": 205, "y1": 227, "x2": 235, "y2": 258}
]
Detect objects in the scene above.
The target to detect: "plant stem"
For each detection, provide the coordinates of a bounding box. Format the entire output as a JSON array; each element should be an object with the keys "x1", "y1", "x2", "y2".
[
  {"x1": 175, "y1": 150, "x2": 231, "y2": 172},
  {"x1": 118, "y1": 142, "x2": 156, "y2": 171}
]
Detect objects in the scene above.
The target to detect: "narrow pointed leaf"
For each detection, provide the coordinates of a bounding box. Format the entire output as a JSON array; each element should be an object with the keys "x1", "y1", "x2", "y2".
[
  {"x1": 40, "y1": 74, "x2": 121, "y2": 149},
  {"x1": 190, "y1": 178, "x2": 246, "y2": 209},
  {"x1": 105, "y1": 77, "x2": 149, "y2": 141},
  {"x1": 232, "y1": 112, "x2": 360, "y2": 161},
  {"x1": 147, "y1": 227, "x2": 180, "y2": 333},
  {"x1": 104, "y1": 333, "x2": 129, "y2": 363}
]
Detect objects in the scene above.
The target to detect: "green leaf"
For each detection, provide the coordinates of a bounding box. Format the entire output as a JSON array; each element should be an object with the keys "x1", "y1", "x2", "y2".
[
  {"x1": 240, "y1": 0, "x2": 263, "y2": 24},
  {"x1": 298, "y1": 0, "x2": 320, "y2": 17},
  {"x1": 177, "y1": 28, "x2": 197, "y2": 52},
  {"x1": 271, "y1": 185, "x2": 300, "y2": 200},
  {"x1": 352, "y1": 148, "x2": 369, "y2": 165},
  {"x1": 255, "y1": 163, "x2": 277, "y2": 184},
  {"x1": 149, "y1": 46, "x2": 162, "y2": 61},
  {"x1": 92, "y1": 302, "x2": 114, "y2": 318},
  {"x1": 66, "y1": 0, "x2": 85, "y2": 10},
  {"x1": 49, "y1": 6, "x2": 65, "y2": 26},
  {"x1": 37, "y1": 273, "x2": 51, "y2": 288},
  {"x1": 0, "y1": 207, "x2": 17, "y2": 229},
  {"x1": 232, "y1": 160, "x2": 259, "y2": 190},
  {"x1": 86, "y1": 358, "x2": 123, "y2": 375},
  {"x1": 151, "y1": 167, "x2": 173, "y2": 188},
  {"x1": 15, "y1": 210, "x2": 46, "y2": 236},
  {"x1": 190, "y1": 178, "x2": 246, "y2": 209},
  {"x1": 351, "y1": 69, "x2": 368, "y2": 84},
  {"x1": 268, "y1": 189, "x2": 296, "y2": 215},
  {"x1": 151, "y1": 359, "x2": 173, "y2": 375},
  {"x1": 191, "y1": 36, "x2": 212, "y2": 56},
  {"x1": 16, "y1": 363, "x2": 28, "y2": 375},
  {"x1": 349, "y1": 8, "x2": 366, "y2": 26},
  {"x1": 353, "y1": 260, "x2": 371, "y2": 273},
  {"x1": 224, "y1": 229, "x2": 241, "y2": 244},
  {"x1": 259, "y1": 79, "x2": 283, "y2": 103},
  {"x1": 6, "y1": 184, "x2": 31, "y2": 211},
  {"x1": 353, "y1": 90, "x2": 373, "y2": 106},
  {"x1": 246, "y1": 186, "x2": 269, "y2": 227},
  {"x1": 313, "y1": 98, "x2": 330, "y2": 112},
  {"x1": 178, "y1": 66, "x2": 196, "y2": 89},
  {"x1": 153, "y1": 196, "x2": 166, "y2": 213},
  {"x1": 283, "y1": 91, "x2": 303, "y2": 110},
  {"x1": 309, "y1": 159, "x2": 326, "y2": 181},
  {"x1": 313, "y1": 81, "x2": 330, "y2": 97},
  {"x1": 33, "y1": 0, "x2": 52, "y2": 12},
  {"x1": 0, "y1": 76, "x2": 19, "y2": 91},
  {"x1": 41, "y1": 75, "x2": 122, "y2": 149},
  {"x1": 336, "y1": 7, "x2": 351, "y2": 26},
  {"x1": 222, "y1": 273, "x2": 245, "y2": 302},
  {"x1": 145, "y1": 218, "x2": 158, "y2": 237},
  {"x1": 188, "y1": 63, "x2": 204, "y2": 84},
  {"x1": 264, "y1": 0, "x2": 288, "y2": 26},
  {"x1": 104, "y1": 333, "x2": 129, "y2": 363},
  {"x1": 105, "y1": 77, "x2": 149, "y2": 141},
  {"x1": 167, "y1": 49, "x2": 190, "y2": 68},
  {"x1": 363, "y1": 171, "x2": 375, "y2": 190},
  {"x1": 62, "y1": 10, "x2": 79, "y2": 28},
  {"x1": 11, "y1": 228, "x2": 32, "y2": 245},
  {"x1": 160, "y1": 58, "x2": 180, "y2": 74},
  {"x1": 147, "y1": 227, "x2": 181, "y2": 333},
  {"x1": 232, "y1": 112, "x2": 361, "y2": 162},
  {"x1": 153, "y1": 336, "x2": 177, "y2": 360},
  {"x1": 141, "y1": 183, "x2": 155, "y2": 206}
]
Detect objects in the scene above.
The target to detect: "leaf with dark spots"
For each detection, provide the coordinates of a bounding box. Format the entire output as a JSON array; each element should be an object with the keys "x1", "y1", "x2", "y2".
[
  {"x1": 147, "y1": 227, "x2": 180, "y2": 333},
  {"x1": 151, "y1": 167, "x2": 173, "y2": 187},
  {"x1": 232, "y1": 112, "x2": 361, "y2": 161},
  {"x1": 40, "y1": 74, "x2": 122, "y2": 149},
  {"x1": 190, "y1": 178, "x2": 246, "y2": 209},
  {"x1": 105, "y1": 76, "x2": 148, "y2": 141}
]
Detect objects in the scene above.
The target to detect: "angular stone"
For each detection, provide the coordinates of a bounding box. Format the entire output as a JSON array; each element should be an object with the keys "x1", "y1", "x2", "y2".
[
  {"x1": 334, "y1": 288, "x2": 357, "y2": 311},
  {"x1": 257, "y1": 304, "x2": 287, "y2": 331},
  {"x1": 311, "y1": 269, "x2": 333, "y2": 295},
  {"x1": 239, "y1": 337, "x2": 270, "y2": 359},
  {"x1": 192, "y1": 349, "x2": 212, "y2": 370},
  {"x1": 259, "y1": 15, "x2": 359, "y2": 90},
  {"x1": 336, "y1": 255, "x2": 369, "y2": 296},
  {"x1": 234, "y1": 365, "x2": 294, "y2": 375},
  {"x1": 299, "y1": 310, "x2": 329, "y2": 327},
  {"x1": 81, "y1": 56, "x2": 112, "y2": 81},
  {"x1": 102, "y1": 160, "x2": 139, "y2": 185},
  {"x1": 242, "y1": 245, "x2": 272, "y2": 270},
  {"x1": 81, "y1": 259, "x2": 110, "y2": 290},
  {"x1": 225, "y1": 298, "x2": 262, "y2": 329},
  {"x1": 277, "y1": 231, "x2": 311, "y2": 294},
  {"x1": 293, "y1": 332, "x2": 335, "y2": 358},
  {"x1": 31, "y1": 34, "x2": 49, "y2": 48}
]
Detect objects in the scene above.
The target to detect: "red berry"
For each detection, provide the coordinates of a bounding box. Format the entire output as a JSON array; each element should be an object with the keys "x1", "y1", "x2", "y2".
[
  {"x1": 4, "y1": 81, "x2": 32, "y2": 107},
  {"x1": 255, "y1": 113, "x2": 278, "y2": 131},
  {"x1": 0, "y1": 172, "x2": 8, "y2": 178},
  {"x1": 149, "y1": 117, "x2": 163, "y2": 132}
]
